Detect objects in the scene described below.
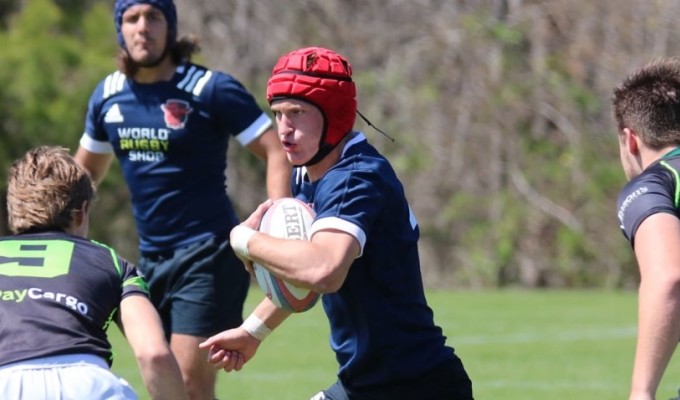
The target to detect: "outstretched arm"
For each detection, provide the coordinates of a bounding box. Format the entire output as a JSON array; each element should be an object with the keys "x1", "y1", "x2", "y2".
[
  {"x1": 118, "y1": 295, "x2": 188, "y2": 400},
  {"x1": 629, "y1": 212, "x2": 680, "y2": 400},
  {"x1": 246, "y1": 127, "x2": 291, "y2": 199},
  {"x1": 199, "y1": 297, "x2": 292, "y2": 372}
]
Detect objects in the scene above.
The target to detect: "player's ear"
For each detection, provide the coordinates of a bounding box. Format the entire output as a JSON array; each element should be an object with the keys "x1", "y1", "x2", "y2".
[
  {"x1": 72, "y1": 201, "x2": 89, "y2": 227},
  {"x1": 622, "y1": 128, "x2": 640, "y2": 155}
]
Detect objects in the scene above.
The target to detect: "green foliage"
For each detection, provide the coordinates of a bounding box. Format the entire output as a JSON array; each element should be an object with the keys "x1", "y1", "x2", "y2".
[
  {"x1": 545, "y1": 69, "x2": 602, "y2": 115},
  {"x1": 0, "y1": 0, "x2": 126, "y2": 244},
  {"x1": 0, "y1": 0, "x2": 659, "y2": 286},
  {"x1": 0, "y1": 0, "x2": 114, "y2": 156},
  {"x1": 460, "y1": 13, "x2": 523, "y2": 46}
]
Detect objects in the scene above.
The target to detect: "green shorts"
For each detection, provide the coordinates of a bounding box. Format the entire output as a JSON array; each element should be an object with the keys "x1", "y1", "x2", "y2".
[{"x1": 138, "y1": 235, "x2": 250, "y2": 338}]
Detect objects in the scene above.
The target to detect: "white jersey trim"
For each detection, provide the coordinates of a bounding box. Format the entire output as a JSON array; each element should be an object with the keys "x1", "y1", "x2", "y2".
[
  {"x1": 341, "y1": 131, "x2": 366, "y2": 157},
  {"x1": 193, "y1": 70, "x2": 213, "y2": 96},
  {"x1": 0, "y1": 353, "x2": 136, "y2": 400},
  {"x1": 0, "y1": 353, "x2": 109, "y2": 371},
  {"x1": 103, "y1": 71, "x2": 126, "y2": 99},
  {"x1": 235, "y1": 113, "x2": 273, "y2": 146},
  {"x1": 177, "y1": 65, "x2": 198, "y2": 90},
  {"x1": 311, "y1": 217, "x2": 366, "y2": 258},
  {"x1": 176, "y1": 65, "x2": 213, "y2": 96},
  {"x1": 79, "y1": 134, "x2": 114, "y2": 154}
]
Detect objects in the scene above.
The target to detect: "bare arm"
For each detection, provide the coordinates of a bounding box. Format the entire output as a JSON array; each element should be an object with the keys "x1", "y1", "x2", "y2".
[
  {"x1": 245, "y1": 127, "x2": 291, "y2": 199},
  {"x1": 199, "y1": 297, "x2": 291, "y2": 372},
  {"x1": 250, "y1": 230, "x2": 358, "y2": 293},
  {"x1": 233, "y1": 200, "x2": 360, "y2": 293},
  {"x1": 74, "y1": 146, "x2": 114, "y2": 186},
  {"x1": 629, "y1": 212, "x2": 680, "y2": 400},
  {"x1": 118, "y1": 295, "x2": 188, "y2": 400}
]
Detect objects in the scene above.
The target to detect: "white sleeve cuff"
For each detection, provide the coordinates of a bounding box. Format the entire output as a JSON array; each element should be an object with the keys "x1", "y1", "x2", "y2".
[
  {"x1": 235, "y1": 113, "x2": 273, "y2": 146},
  {"x1": 79, "y1": 134, "x2": 114, "y2": 154},
  {"x1": 311, "y1": 217, "x2": 366, "y2": 258}
]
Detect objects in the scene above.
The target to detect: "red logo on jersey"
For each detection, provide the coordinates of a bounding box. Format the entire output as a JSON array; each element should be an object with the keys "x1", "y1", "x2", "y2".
[{"x1": 161, "y1": 99, "x2": 193, "y2": 129}]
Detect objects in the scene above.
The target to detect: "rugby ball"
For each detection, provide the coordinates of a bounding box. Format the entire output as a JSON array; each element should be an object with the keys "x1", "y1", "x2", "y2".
[{"x1": 254, "y1": 198, "x2": 320, "y2": 313}]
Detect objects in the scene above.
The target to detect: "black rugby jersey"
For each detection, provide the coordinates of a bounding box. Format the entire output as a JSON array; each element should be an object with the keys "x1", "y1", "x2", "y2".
[
  {"x1": 617, "y1": 148, "x2": 680, "y2": 246},
  {"x1": 0, "y1": 231, "x2": 148, "y2": 367}
]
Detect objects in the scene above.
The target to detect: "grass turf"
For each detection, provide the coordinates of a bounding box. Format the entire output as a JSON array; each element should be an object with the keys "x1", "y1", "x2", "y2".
[{"x1": 108, "y1": 288, "x2": 680, "y2": 400}]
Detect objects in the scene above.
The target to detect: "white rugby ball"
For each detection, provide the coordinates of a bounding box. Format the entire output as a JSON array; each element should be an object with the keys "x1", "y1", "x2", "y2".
[{"x1": 254, "y1": 197, "x2": 320, "y2": 313}]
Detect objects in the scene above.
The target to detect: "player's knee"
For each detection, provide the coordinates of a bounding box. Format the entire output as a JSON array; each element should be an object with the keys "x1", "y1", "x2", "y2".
[{"x1": 182, "y1": 366, "x2": 216, "y2": 400}]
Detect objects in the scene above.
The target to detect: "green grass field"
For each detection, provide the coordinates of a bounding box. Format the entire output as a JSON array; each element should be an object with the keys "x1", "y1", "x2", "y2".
[{"x1": 108, "y1": 288, "x2": 680, "y2": 400}]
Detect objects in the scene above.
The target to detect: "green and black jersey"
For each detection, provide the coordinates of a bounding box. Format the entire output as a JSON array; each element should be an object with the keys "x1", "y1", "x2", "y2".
[
  {"x1": 0, "y1": 231, "x2": 148, "y2": 367},
  {"x1": 617, "y1": 149, "x2": 680, "y2": 247}
]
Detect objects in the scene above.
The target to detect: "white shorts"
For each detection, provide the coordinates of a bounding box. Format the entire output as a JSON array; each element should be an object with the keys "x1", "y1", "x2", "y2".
[{"x1": 0, "y1": 354, "x2": 138, "y2": 400}]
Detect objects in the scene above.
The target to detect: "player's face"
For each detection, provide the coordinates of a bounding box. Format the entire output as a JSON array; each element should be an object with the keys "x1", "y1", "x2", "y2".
[
  {"x1": 271, "y1": 99, "x2": 324, "y2": 166},
  {"x1": 121, "y1": 5, "x2": 168, "y2": 67}
]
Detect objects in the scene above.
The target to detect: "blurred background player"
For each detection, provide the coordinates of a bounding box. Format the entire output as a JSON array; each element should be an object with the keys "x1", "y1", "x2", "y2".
[
  {"x1": 0, "y1": 146, "x2": 187, "y2": 400},
  {"x1": 200, "y1": 47, "x2": 474, "y2": 400},
  {"x1": 74, "y1": 1, "x2": 291, "y2": 398},
  {"x1": 613, "y1": 57, "x2": 680, "y2": 400}
]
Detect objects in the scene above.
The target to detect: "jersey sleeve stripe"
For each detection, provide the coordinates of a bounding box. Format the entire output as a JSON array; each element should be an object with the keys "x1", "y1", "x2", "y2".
[
  {"x1": 103, "y1": 71, "x2": 126, "y2": 99},
  {"x1": 115, "y1": 72, "x2": 125, "y2": 93},
  {"x1": 661, "y1": 160, "x2": 680, "y2": 207},
  {"x1": 177, "y1": 65, "x2": 198, "y2": 90},
  {"x1": 123, "y1": 276, "x2": 149, "y2": 292},
  {"x1": 90, "y1": 239, "x2": 124, "y2": 277},
  {"x1": 235, "y1": 113, "x2": 273, "y2": 146},
  {"x1": 185, "y1": 70, "x2": 206, "y2": 93},
  {"x1": 192, "y1": 70, "x2": 213, "y2": 96},
  {"x1": 104, "y1": 74, "x2": 113, "y2": 98}
]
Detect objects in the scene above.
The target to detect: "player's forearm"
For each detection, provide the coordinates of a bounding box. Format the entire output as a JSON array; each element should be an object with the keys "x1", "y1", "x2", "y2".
[
  {"x1": 265, "y1": 152, "x2": 292, "y2": 199},
  {"x1": 138, "y1": 354, "x2": 188, "y2": 400},
  {"x1": 73, "y1": 147, "x2": 112, "y2": 186},
  {"x1": 631, "y1": 279, "x2": 680, "y2": 396},
  {"x1": 251, "y1": 297, "x2": 292, "y2": 332},
  {"x1": 249, "y1": 235, "x2": 346, "y2": 292}
]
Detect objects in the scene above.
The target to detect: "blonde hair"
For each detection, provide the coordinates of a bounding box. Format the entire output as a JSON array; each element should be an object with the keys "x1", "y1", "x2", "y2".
[{"x1": 7, "y1": 146, "x2": 95, "y2": 234}]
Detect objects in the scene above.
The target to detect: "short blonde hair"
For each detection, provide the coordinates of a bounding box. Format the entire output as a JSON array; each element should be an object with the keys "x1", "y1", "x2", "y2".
[{"x1": 7, "y1": 146, "x2": 95, "y2": 234}]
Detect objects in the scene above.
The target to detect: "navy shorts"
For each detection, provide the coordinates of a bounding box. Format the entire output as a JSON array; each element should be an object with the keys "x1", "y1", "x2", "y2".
[
  {"x1": 329, "y1": 357, "x2": 473, "y2": 400},
  {"x1": 137, "y1": 235, "x2": 250, "y2": 338},
  {"x1": 311, "y1": 381, "x2": 349, "y2": 400}
]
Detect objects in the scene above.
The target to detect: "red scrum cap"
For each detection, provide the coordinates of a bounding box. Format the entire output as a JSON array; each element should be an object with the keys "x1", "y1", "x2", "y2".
[{"x1": 266, "y1": 47, "x2": 357, "y2": 166}]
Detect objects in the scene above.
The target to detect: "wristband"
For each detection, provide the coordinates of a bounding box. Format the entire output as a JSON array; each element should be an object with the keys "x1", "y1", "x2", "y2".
[
  {"x1": 230, "y1": 225, "x2": 257, "y2": 258},
  {"x1": 241, "y1": 314, "x2": 272, "y2": 341}
]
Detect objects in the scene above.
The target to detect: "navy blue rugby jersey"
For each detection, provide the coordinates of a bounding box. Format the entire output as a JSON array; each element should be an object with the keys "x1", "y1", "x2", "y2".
[
  {"x1": 79, "y1": 63, "x2": 273, "y2": 252},
  {"x1": 617, "y1": 149, "x2": 680, "y2": 247},
  {"x1": 0, "y1": 231, "x2": 148, "y2": 367},
  {"x1": 293, "y1": 132, "x2": 457, "y2": 390}
]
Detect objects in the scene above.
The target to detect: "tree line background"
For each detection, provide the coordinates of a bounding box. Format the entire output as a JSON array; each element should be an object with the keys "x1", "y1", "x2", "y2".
[{"x1": 1, "y1": 0, "x2": 676, "y2": 289}]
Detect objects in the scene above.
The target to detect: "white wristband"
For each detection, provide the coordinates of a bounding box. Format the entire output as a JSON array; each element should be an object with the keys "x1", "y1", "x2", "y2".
[
  {"x1": 230, "y1": 225, "x2": 257, "y2": 258},
  {"x1": 241, "y1": 314, "x2": 272, "y2": 342}
]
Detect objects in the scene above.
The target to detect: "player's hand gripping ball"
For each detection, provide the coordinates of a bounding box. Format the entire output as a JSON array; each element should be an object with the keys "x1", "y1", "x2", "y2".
[{"x1": 255, "y1": 198, "x2": 320, "y2": 313}]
